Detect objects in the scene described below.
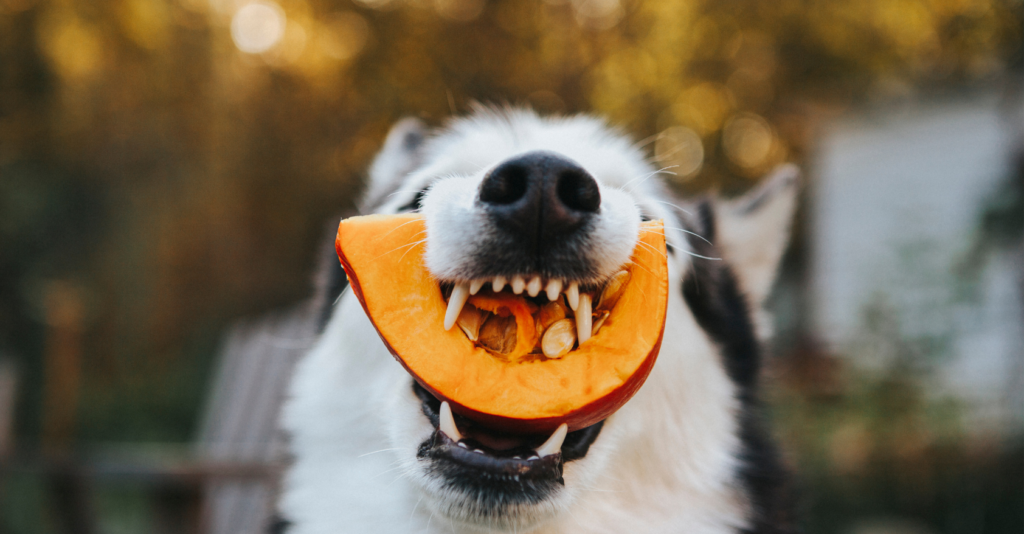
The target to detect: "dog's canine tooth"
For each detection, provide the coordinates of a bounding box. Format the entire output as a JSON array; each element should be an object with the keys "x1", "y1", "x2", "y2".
[
  {"x1": 545, "y1": 279, "x2": 562, "y2": 301},
  {"x1": 439, "y1": 401, "x2": 463, "y2": 442},
  {"x1": 566, "y1": 281, "x2": 580, "y2": 311},
  {"x1": 534, "y1": 423, "x2": 568, "y2": 458},
  {"x1": 576, "y1": 293, "x2": 592, "y2": 343},
  {"x1": 469, "y1": 280, "x2": 485, "y2": 295},
  {"x1": 444, "y1": 283, "x2": 470, "y2": 330},
  {"x1": 527, "y1": 276, "x2": 542, "y2": 297},
  {"x1": 492, "y1": 275, "x2": 506, "y2": 292},
  {"x1": 511, "y1": 275, "x2": 526, "y2": 294}
]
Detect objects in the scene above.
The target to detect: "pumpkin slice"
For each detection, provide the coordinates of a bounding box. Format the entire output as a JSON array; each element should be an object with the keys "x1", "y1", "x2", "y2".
[{"x1": 336, "y1": 214, "x2": 668, "y2": 434}]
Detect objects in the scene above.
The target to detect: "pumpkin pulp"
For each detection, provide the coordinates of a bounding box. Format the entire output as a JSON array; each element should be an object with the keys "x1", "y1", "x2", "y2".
[{"x1": 336, "y1": 214, "x2": 669, "y2": 433}]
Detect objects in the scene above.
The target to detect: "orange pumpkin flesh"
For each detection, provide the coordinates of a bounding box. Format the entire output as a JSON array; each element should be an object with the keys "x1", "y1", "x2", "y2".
[
  {"x1": 465, "y1": 292, "x2": 539, "y2": 361},
  {"x1": 336, "y1": 214, "x2": 668, "y2": 434}
]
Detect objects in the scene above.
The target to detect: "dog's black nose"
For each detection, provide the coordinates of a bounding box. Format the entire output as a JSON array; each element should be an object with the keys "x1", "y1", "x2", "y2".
[{"x1": 478, "y1": 152, "x2": 600, "y2": 251}]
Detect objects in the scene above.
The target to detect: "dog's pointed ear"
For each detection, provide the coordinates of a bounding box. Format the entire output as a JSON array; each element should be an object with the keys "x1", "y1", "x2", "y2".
[
  {"x1": 714, "y1": 164, "x2": 800, "y2": 308},
  {"x1": 360, "y1": 117, "x2": 427, "y2": 212}
]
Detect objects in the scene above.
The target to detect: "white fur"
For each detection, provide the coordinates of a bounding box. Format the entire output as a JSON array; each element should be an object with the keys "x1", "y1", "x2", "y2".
[{"x1": 280, "y1": 108, "x2": 793, "y2": 533}]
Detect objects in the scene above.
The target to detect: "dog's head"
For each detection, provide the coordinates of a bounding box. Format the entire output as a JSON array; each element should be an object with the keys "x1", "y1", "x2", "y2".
[{"x1": 283, "y1": 107, "x2": 798, "y2": 532}]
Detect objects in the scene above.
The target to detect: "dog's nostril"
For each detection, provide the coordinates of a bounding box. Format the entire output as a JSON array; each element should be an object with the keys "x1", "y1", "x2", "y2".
[
  {"x1": 480, "y1": 163, "x2": 530, "y2": 205},
  {"x1": 556, "y1": 169, "x2": 600, "y2": 213}
]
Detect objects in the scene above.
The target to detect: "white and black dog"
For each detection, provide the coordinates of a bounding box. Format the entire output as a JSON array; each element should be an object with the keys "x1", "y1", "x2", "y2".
[{"x1": 277, "y1": 107, "x2": 799, "y2": 534}]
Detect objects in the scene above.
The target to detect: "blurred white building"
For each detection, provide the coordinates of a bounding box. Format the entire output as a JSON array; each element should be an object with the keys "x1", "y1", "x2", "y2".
[{"x1": 809, "y1": 88, "x2": 1024, "y2": 436}]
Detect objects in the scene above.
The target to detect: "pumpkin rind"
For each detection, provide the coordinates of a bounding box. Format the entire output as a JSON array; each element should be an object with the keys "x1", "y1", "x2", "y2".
[{"x1": 336, "y1": 214, "x2": 668, "y2": 434}]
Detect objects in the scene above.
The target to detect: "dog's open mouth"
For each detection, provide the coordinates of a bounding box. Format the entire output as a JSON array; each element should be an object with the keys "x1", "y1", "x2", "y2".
[
  {"x1": 414, "y1": 381, "x2": 604, "y2": 484},
  {"x1": 441, "y1": 274, "x2": 628, "y2": 362}
]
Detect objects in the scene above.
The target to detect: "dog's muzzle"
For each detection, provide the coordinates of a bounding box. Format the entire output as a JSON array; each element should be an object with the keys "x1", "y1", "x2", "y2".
[{"x1": 414, "y1": 382, "x2": 604, "y2": 501}]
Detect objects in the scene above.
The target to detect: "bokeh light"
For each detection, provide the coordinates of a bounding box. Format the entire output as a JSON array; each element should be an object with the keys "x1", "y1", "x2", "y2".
[
  {"x1": 36, "y1": 6, "x2": 104, "y2": 80},
  {"x1": 353, "y1": 0, "x2": 396, "y2": 10},
  {"x1": 317, "y1": 11, "x2": 370, "y2": 61},
  {"x1": 722, "y1": 112, "x2": 775, "y2": 172},
  {"x1": 231, "y1": 1, "x2": 286, "y2": 54},
  {"x1": 572, "y1": 0, "x2": 623, "y2": 30},
  {"x1": 434, "y1": 0, "x2": 486, "y2": 22},
  {"x1": 654, "y1": 126, "x2": 704, "y2": 181}
]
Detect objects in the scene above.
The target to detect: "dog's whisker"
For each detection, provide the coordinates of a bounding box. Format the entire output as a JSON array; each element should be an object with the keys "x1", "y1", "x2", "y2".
[
  {"x1": 631, "y1": 132, "x2": 660, "y2": 151},
  {"x1": 331, "y1": 284, "x2": 350, "y2": 307},
  {"x1": 621, "y1": 165, "x2": 678, "y2": 192},
  {"x1": 681, "y1": 249, "x2": 722, "y2": 261},
  {"x1": 369, "y1": 463, "x2": 407, "y2": 480},
  {"x1": 397, "y1": 237, "x2": 429, "y2": 263},
  {"x1": 624, "y1": 166, "x2": 679, "y2": 194},
  {"x1": 652, "y1": 199, "x2": 694, "y2": 216},
  {"x1": 357, "y1": 447, "x2": 406, "y2": 458},
  {"x1": 378, "y1": 218, "x2": 428, "y2": 239},
  {"x1": 373, "y1": 236, "x2": 428, "y2": 261},
  {"x1": 635, "y1": 239, "x2": 668, "y2": 260},
  {"x1": 661, "y1": 225, "x2": 713, "y2": 245},
  {"x1": 408, "y1": 494, "x2": 424, "y2": 525}
]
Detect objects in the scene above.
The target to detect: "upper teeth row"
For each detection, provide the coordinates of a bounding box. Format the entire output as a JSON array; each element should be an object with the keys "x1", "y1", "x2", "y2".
[
  {"x1": 443, "y1": 277, "x2": 590, "y2": 341},
  {"x1": 439, "y1": 401, "x2": 567, "y2": 459},
  {"x1": 474, "y1": 275, "x2": 577, "y2": 303}
]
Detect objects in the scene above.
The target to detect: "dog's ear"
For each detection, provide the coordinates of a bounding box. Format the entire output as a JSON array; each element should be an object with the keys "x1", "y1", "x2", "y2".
[
  {"x1": 359, "y1": 117, "x2": 427, "y2": 212},
  {"x1": 713, "y1": 164, "x2": 800, "y2": 309}
]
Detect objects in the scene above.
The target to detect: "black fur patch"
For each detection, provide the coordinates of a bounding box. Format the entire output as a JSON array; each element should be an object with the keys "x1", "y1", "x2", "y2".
[
  {"x1": 268, "y1": 515, "x2": 291, "y2": 534},
  {"x1": 682, "y1": 200, "x2": 797, "y2": 534}
]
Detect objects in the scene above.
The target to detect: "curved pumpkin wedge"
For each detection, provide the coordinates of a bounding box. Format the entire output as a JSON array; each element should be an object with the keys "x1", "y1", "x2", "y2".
[{"x1": 336, "y1": 214, "x2": 668, "y2": 434}]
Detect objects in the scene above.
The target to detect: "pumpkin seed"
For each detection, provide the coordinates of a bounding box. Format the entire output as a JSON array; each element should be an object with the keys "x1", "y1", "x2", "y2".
[
  {"x1": 535, "y1": 300, "x2": 569, "y2": 332},
  {"x1": 478, "y1": 314, "x2": 517, "y2": 355},
  {"x1": 592, "y1": 310, "x2": 611, "y2": 336},
  {"x1": 541, "y1": 318, "x2": 576, "y2": 359},
  {"x1": 597, "y1": 270, "x2": 630, "y2": 311},
  {"x1": 456, "y1": 304, "x2": 486, "y2": 341}
]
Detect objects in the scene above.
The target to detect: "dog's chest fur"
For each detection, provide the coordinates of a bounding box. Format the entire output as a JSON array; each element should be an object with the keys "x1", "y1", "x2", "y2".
[{"x1": 278, "y1": 109, "x2": 798, "y2": 534}]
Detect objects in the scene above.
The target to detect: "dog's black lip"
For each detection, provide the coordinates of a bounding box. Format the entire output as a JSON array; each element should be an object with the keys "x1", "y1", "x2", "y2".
[
  {"x1": 420, "y1": 429, "x2": 566, "y2": 485},
  {"x1": 412, "y1": 381, "x2": 604, "y2": 464}
]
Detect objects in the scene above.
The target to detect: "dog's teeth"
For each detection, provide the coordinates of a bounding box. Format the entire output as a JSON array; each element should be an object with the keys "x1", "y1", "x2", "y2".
[
  {"x1": 469, "y1": 280, "x2": 485, "y2": 295},
  {"x1": 576, "y1": 293, "x2": 592, "y2": 344},
  {"x1": 474, "y1": 449, "x2": 484, "y2": 454},
  {"x1": 528, "y1": 455, "x2": 540, "y2": 460},
  {"x1": 458, "y1": 442, "x2": 468, "y2": 449},
  {"x1": 511, "y1": 275, "x2": 526, "y2": 294},
  {"x1": 444, "y1": 284, "x2": 471, "y2": 330},
  {"x1": 439, "y1": 401, "x2": 463, "y2": 442},
  {"x1": 492, "y1": 276, "x2": 507, "y2": 292},
  {"x1": 513, "y1": 456, "x2": 521, "y2": 460},
  {"x1": 566, "y1": 282, "x2": 580, "y2": 311},
  {"x1": 546, "y1": 279, "x2": 562, "y2": 301},
  {"x1": 527, "y1": 276, "x2": 542, "y2": 297},
  {"x1": 534, "y1": 424, "x2": 568, "y2": 458}
]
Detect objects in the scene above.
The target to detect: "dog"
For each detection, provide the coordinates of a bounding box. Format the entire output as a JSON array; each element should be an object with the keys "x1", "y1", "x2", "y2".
[{"x1": 277, "y1": 107, "x2": 799, "y2": 533}]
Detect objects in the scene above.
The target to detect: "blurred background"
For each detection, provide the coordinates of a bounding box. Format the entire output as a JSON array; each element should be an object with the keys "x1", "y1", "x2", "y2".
[{"x1": 0, "y1": 0, "x2": 1021, "y2": 532}]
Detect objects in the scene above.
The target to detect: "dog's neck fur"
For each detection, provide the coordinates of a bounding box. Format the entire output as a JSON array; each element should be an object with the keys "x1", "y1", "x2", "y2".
[{"x1": 279, "y1": 108, "x2": 798, "y2": 534}]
